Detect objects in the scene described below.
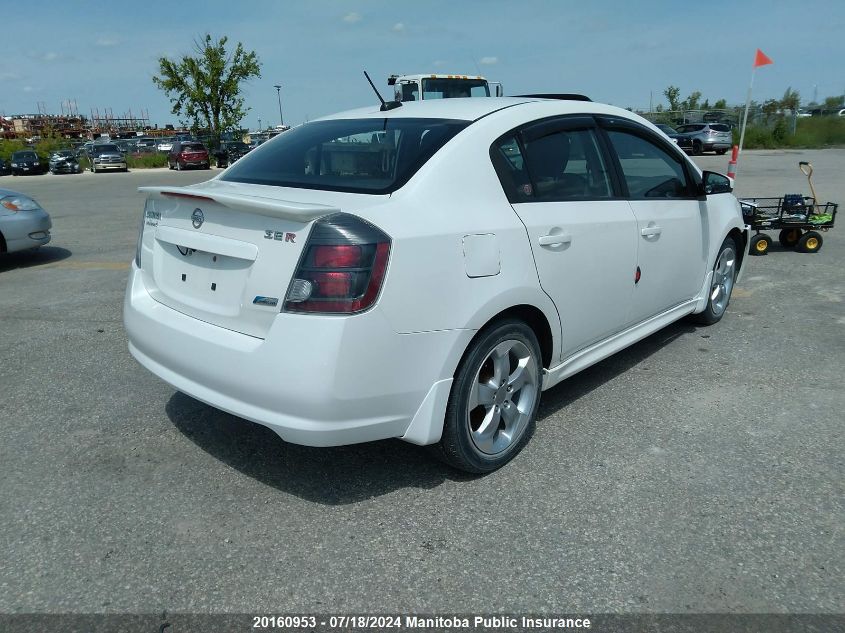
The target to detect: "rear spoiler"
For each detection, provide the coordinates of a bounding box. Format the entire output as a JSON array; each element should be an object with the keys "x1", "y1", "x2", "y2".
[{"x1": 138, "y1": 186, "x2": 339, "y2": 222}]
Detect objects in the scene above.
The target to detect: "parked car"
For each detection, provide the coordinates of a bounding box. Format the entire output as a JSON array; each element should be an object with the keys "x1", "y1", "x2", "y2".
[
  {"x1": 9, "y1": 150, "x2": 46, "y2": 175},
  {"x1": 654, "y1": 123, "x2": 680, "y2": 144},
  {"x1": 157, "y1": 138, "x2": 175, "y2": 152},
  {"x1": 167, "y1": 141, "x2": 210, "y2": 170},
  {"x1": 0, "y1": 159, "x2": 11, "y2": 176},
  {"x1": 124, "y1": 96, "x2": 749, "y2": 473},
  {"x1": 49, "y1": 150, "x2": 82, "y2": 174},
  {"x1": 0, "y1": 188, "x2": 52, "y2": 252},
  {"x1": 87, "y1": 143, "x2": 128, "y2": 173},
  {"x1": 213, "y1": 141, "x2": 251, "y2": 168},
  {"x1": 672, "y1": 123, "x2": 733, "y2": 155}
]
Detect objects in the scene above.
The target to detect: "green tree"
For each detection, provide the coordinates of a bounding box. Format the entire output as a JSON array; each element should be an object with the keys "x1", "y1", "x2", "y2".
[
  {"x1": 682, "y1": 90, "x2": 702, "y2": 111},
  {"x1": 153, "y1": 34, "x2": 261, "y2": 141},
  {"x1": 663, "y1": 85, "x2": 681, "y2": 111},
  {"x1": 702, "y1": 98, "x2": 710, "y2": 110},
  {"x1": 780, "y1": 87, "x2": 801, "y2": 112},
  {"x1": 823, "y1": 95, "x2": 844, "y2": 109},
  {"x1": 713, "y1": 98, "x2": 727, "y2": 109}
]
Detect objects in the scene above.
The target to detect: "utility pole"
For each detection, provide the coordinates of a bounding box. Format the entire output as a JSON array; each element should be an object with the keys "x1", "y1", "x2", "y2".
[
  {"x1": 274, "y1": 84, "x2": 284, "y2": 126},
  {"x1": 258, "y1": 117, "x2": 262, "y2": 132}
]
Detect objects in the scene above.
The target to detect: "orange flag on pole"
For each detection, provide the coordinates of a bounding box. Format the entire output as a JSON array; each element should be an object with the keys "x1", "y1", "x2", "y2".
[{"x1": 754, "y1": 48, "x2": 774, "y2": 68}]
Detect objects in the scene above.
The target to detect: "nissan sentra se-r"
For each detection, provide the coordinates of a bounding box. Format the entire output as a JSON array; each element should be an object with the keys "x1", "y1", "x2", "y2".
[{"x1": 124, "y1": 96, "x2": 749, "y2": 473}]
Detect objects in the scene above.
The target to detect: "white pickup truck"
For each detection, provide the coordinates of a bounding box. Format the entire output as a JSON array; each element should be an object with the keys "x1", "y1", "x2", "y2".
[{"x1": 388, "y1": 74, "x2": 503, "y2": 102}]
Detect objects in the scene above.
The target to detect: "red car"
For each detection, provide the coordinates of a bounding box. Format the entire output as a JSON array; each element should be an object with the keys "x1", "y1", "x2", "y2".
[{"x1": 168, "y1": 141, "x2": 210, "y2": 170}]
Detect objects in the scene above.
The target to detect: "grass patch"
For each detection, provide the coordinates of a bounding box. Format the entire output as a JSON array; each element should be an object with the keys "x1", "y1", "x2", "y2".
[
  {"x1": 736, "y1": 117, "x2": 845, "y2": 149},
  {"x1": 127, "y1": 154, "x2": 169, "y2": 169}
]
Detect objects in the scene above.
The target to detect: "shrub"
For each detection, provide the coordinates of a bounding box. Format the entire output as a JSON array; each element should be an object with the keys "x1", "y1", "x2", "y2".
[{"x1": 127, "y1": 153, "x2": 169, "y2": 169}]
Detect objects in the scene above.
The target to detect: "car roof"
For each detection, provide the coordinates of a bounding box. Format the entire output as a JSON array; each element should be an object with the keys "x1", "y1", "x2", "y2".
[{"x1": 315, "y1": 96, "x2": 628, "y2": 122}]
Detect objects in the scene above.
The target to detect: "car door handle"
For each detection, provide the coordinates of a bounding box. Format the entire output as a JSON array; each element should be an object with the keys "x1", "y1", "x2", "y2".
[
  {"x1": 538, "y1": 233, "x2": 572, "y2": 246},
  {"x1": 640, "y1": 226, "x2": 662, "y2": 237}
]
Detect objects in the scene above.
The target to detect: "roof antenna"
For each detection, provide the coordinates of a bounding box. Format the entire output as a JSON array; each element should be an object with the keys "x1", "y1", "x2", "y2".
[{"x1": 364, "y1": 70, "x2": 402, "y2": 111}]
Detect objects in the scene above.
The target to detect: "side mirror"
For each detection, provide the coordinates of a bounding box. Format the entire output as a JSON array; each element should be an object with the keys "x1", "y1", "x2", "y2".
[{"x1": 701, "y1": 170, "x2": 732, "y2": 195}]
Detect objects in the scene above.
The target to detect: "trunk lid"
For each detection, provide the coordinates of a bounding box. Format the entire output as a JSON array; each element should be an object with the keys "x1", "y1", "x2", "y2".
[{"x1": 137, "y1": 180, "x2": 389, "y2": 338}]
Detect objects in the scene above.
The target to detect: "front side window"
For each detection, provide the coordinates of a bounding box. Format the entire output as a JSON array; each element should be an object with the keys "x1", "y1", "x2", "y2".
[
  {"x1": 221, "y1": 118, "x2": 469, "y2": 194},
  {"x1": 606, "y1": 130, "x2": 693, "y2": 198}
]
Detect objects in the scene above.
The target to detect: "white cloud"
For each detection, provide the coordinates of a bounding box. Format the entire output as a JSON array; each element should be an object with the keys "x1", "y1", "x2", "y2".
[
  {"x1": 23, "y1": 86, "x2": 34, "y2": 93},
  {"x1": 96, "y1": 37, "x2": 120, "y2": 47},
  {"x1": 342, "y1": 12, "x2": 362, "y2": 23},
  {"x1": 42, "y1": 52, "x2": 60, "y2": 62},
  {"x1": 479, "y1": 56, "x2": 498, "y2": 65},
  {"x1": 392, "y1": 22, "x2": 405, "y2": 32},
  {"x1": 432, "y1": 59, "x2": 448, "y2": 68},
  {"x1": 0, "y1": 71, "x2": 20, "y2": 80}
]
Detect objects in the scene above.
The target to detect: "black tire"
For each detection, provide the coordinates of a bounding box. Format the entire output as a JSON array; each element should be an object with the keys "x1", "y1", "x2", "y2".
[
  {"x1": 691, "y1": 236, "x2": 739, "y2": 325},
  {"x1": 749, "y1": 233, "x2": 771, "y2": 256},
  {"x1": 435, "y1": 319, "x2": 542, "y2": 473},
  {"x1": 778, "y1": 228, "x2": 802, "y2": 248},
  {"x1": 692, "y1": 140, "x2": 703, "y2": 156},
  {"x1": 716, "y1": 148, "x2": 728, "y2": 155},
  {"x1": 796, "y1": 231, "x2": 823, "y2": 253}
]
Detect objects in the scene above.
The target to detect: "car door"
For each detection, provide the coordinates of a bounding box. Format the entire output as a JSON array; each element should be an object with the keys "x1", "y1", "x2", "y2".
[
  {"x1": 491, "y1": 116, "x2": 638, "y2": 360},
  {"x1": 598, "y1": 118, "x2": 706, "y2": 324}
]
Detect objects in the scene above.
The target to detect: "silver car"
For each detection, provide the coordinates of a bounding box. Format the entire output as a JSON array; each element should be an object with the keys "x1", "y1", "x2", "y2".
[
  {"x1": 673, "y1": 123, "x2": 733, "y2": 155},
  {"x1": 0, "y1": 189, "x2": 52, "y2": 253}
]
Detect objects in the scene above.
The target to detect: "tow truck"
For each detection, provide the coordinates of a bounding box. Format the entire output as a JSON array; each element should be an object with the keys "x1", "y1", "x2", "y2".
[{"x1": 388, "y1": 74, "x2": 504, "y2": 102}]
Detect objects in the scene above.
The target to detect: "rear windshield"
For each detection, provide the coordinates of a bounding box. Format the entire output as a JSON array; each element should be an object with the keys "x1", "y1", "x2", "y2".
[
  {"x1": 221, "y1": 117, "x2": 469, "y2": 194},
  {"x1": 676, "y1": 124, "x2": 705, "y2": 133},
  {"x1": 182, "y1": 143, "x2": 205, "y2": 150},
  {"x1": 709, "y1": 124, "x2": 730, "y2": 131}
]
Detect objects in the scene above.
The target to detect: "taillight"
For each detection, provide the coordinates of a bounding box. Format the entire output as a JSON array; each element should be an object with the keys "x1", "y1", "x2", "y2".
[{"x1": 284, "y1": 214, "x2": 391, "y2": 314}]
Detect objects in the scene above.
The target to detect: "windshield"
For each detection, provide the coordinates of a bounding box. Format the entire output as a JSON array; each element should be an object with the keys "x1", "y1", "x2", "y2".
[
  {"x1": 221, "y1": 117, "x2": 469, "y2": 194},
  {"x1": 94, "y1": 144, "x2": 120, "y2": 153},
  {"x1": 13, "y1": 152, "x2": 37, "y2": 160},
  {"x1": 421, "y1": 78, "x2": 489, "y2": 99}
]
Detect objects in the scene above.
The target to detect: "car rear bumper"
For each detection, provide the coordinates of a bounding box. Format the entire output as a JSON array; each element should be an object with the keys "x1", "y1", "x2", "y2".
[{"x1": 124, "y1": 265, "x2": 469, "y2": 447}]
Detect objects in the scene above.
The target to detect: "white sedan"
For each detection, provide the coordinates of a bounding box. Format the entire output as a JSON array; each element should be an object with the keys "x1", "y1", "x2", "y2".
[{"x1": 124, "y1": 96, "x2": 749, "y2": 472}]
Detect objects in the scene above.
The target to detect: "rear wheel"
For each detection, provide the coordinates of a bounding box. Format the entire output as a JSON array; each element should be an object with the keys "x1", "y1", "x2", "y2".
[
  {"x1": 692, "y1": 140, "x2": 703, "y2": 155},
  {"x1": 691, "y1": 236, "x2": 738, "y2": 325},
  {"x1": 716, "y1": 148, "x2": 728, "y2": 155},
  {"x1": 176, "y1": 160, "x2": 183, "y2": 171},
  {"x1": 750, "y1": 233, "x2": 771, "y2": 256},
  {"x1": 779, "y1": 228, "x2": 802, "y2": 248},
  {"x1": 797, "y1": 231, "x2": 823, "y2": 253},
  {"x1": 435, "y1": 319, "x2": 542, "y2": 473}
]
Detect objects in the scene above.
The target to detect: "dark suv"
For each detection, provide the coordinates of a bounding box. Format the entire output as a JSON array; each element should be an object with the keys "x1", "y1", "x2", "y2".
[
  {"x1": 9, "y1": 150, "x2": 47, "y2": 175},
  {"x1": 673, "y1": 123, "x2": 733, "y2": 155}
]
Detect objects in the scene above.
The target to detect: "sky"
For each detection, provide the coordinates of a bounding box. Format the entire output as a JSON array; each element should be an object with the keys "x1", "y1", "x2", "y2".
[{"x1": 1, "y1": 0, "x2": 843, "y2": 129}]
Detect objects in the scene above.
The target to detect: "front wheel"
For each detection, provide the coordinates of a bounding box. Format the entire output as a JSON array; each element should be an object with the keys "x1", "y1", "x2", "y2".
[
  {"x1": 691, "y1": 236, "x2": 738, "y2": 325},
  {"x1": 750, "y1": 233, "x2": 771, "y2": 256},
  {"x1": 797, "y1": 231, "x2": 823, "y2": 253},
  {"x1": 436, "y1": 319, "x2": 542, "y2": 473}
]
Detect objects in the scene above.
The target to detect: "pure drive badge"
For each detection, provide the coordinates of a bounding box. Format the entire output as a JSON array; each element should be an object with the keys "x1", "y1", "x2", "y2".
[{"x1": 253, "y1": 296, "x2": 279, "y2": 307}]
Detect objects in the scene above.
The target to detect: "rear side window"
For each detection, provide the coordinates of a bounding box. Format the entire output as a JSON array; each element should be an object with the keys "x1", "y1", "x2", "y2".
[
  {"x1": 606, "y1": 130, "x2": 693, "y2": 198},
  {"x1": 491, "y1": 127, "x2": 613, "y2": 202},
  {"x1": 222, "y1": 118, "x2": 469, "y2": 194}
]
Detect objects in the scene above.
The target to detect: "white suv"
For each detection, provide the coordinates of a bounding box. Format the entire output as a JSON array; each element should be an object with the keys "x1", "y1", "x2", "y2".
[{"x1": 124, "y1": 96, "x2": 749, "y2": 472}]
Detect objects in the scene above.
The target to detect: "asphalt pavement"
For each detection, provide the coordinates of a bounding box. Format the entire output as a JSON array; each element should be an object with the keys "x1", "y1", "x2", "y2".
[{"x1": 0, "y1": 151, "x2": 842, "y2": 615}]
